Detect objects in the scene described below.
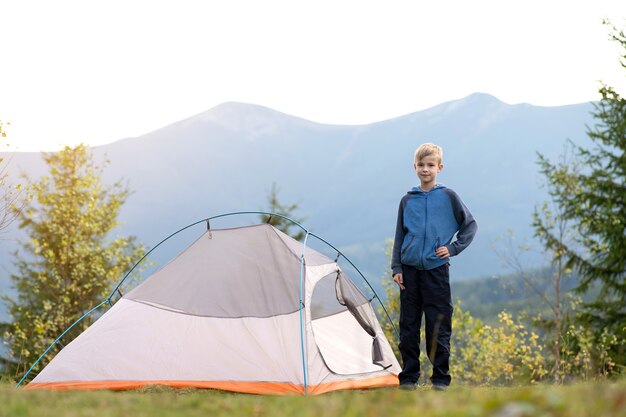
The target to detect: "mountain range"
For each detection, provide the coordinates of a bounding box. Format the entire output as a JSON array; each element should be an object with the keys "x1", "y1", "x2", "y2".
[{"x1": 0, "y1": 93, "x2": 595, "y2": 310}]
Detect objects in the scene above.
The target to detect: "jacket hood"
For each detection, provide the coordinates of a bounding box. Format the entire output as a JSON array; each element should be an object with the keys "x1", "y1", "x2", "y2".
[{"x1": 408, "y1": 183, "x2": 447, "y2": 194}]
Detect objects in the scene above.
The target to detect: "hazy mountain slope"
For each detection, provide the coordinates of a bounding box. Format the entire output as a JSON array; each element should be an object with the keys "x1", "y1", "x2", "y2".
[{"x1": 0, "y1": 94, "x2": 595, "y2": 307}]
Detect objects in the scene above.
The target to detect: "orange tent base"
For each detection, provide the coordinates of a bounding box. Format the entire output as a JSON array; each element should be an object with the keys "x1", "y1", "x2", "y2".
[{"x1": 25, "y1": 374, "x2": 399, "y2": 395}]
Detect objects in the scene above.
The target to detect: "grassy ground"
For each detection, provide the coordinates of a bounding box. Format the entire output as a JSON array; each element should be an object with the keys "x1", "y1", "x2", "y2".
[{"x1": 1, "y1": 380, "x2": 625, "y2": 417}]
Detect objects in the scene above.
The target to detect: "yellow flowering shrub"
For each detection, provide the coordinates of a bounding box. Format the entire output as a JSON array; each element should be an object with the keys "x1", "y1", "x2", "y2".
[{"x1": 450, "y1": 301, "x2": 548, "y2": 385}]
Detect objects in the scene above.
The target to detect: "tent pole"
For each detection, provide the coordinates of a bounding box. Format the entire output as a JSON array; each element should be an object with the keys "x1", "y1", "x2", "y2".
[{"x1": 298, "y1": 231, "x2": 310, "y2": 395}]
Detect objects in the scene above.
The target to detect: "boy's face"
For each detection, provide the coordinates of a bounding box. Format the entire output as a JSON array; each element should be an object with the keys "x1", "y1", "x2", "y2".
[{"x1": 414, "y1": 155, "x2": 443, "y2": 188}]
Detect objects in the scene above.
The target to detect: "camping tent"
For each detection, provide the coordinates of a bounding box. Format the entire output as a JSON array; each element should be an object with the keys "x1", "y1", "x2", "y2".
[{"x1": 25, "y1": 223, "x2": 400, "y2": 394}]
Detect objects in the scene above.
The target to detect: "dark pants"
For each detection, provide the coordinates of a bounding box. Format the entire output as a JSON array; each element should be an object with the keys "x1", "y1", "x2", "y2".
[{"x1": 398, "y1": 263, "x2": 453, "y2": 386}]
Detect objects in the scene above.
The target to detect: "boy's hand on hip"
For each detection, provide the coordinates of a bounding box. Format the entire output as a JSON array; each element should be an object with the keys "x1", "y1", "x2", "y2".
[
  {"x1": 393, "y1": 273, "x2": 405, "y2": 290},
  {"x1": 435, "y1": 246, "x2": 450, "y2": 259}
]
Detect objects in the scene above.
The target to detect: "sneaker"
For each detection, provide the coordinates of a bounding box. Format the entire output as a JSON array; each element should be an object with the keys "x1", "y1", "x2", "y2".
[
  {"x1": 398, "y1": 382, "x2": 417, "y2": 391},
  {"x1": 432, "y1": 383, "x2": 448, "y2": 391}
]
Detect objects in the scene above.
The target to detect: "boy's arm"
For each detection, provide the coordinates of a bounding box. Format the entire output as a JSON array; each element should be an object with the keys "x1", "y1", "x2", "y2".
[
  {"x1": 391, "y1": 198, "x2": 406, "y2": 276},
  {"x1": 444, "y1": 189, "x2": 477, "y2": 256}
]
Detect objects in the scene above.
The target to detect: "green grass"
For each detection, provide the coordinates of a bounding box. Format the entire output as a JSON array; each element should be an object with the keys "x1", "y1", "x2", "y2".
[{"x1": 1, "y1": 381, "x2": 625, "y2": 417}]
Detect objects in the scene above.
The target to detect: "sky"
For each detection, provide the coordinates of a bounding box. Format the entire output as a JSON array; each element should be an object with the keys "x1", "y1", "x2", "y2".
[{"x1": 1, "y1": 0, "x2": 625, "y2": 152}]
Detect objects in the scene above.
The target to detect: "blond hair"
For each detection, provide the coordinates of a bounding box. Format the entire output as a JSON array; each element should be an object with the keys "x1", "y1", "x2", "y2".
[{"x1": 414, "y1": 143, "x2": 443, "y2": 164}]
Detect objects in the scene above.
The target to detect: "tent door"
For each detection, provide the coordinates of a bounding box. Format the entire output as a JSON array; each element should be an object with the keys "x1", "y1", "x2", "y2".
[{"x1": 310, "y1": 272, "x2": 389, "y2": 375}]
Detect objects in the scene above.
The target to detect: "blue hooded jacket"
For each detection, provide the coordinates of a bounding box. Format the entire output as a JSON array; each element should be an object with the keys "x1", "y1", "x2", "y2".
[{"x1": 391, "y1": 184, "x2": 477, "y2": 275}]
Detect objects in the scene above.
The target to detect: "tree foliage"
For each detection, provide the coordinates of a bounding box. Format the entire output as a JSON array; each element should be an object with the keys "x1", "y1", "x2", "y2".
[
  {"x1": 1, "y1": 144, "x2": 145, "y2": 376},
  {"x1": 0, "y1": 120, "x2": 23, "y2": 234},
  {"x1": 450, "y1": 304, "x2": 548, "y2": 385},
  {"x1": 535, "y1": 22, "x2": 626, "y2": 371},
  {"x1": 260, "y1": 182, "x2": 306, "y2": 240},
  {"x1": 529, "y1": 150, "x2": 581, "y2": 379}
]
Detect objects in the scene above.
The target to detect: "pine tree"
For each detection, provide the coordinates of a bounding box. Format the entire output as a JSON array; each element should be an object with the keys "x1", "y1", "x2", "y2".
[
  {"x1": 535, "y1": 22, "x2": 626, "y2": 371},
  {"x1": 1, "y1": 144, "x2": 145, "y2": 376},
  {"x1": 260, "y1": 182, "x2": 306, "y2": 241}
]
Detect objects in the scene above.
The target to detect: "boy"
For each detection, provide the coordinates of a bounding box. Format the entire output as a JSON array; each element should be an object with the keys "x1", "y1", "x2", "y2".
[{"x1": 391, "y1": 143, "x2": 477, "y2": 391}]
